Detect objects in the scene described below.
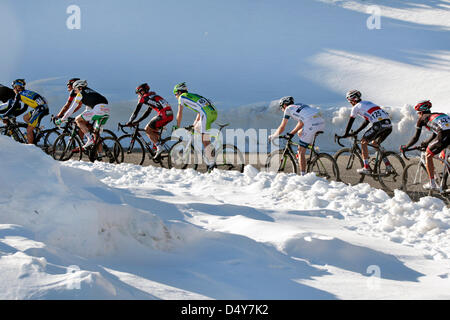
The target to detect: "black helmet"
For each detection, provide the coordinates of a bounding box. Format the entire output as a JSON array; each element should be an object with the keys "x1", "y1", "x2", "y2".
[
  {"x1": 346, "y1": 90, "x2": 362, "y2": 102},
  {"x1": 279, "y1": 96, "x2": 294, "y2": 109},
  {"x1": 135, "y1": 83, "x2": 150, "y2": 94},
  {"x1": 67, "y1": 78, "x2": 80, "y2": 87},
  {"x1": 12, "y1": 79, "x2": 26, "y2": 88}
]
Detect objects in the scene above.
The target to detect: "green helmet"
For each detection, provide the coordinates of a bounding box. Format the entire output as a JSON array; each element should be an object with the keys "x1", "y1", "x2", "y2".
[{"x1": 173, "y1": 82, "x2": 188, "y2": 95}]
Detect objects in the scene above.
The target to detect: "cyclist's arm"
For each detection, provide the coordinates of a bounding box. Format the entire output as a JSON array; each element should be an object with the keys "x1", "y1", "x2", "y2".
[
  {"x1": 404, "y1": 127, "x2": 422, "y2": 149},
  {"x1": 272, "y1": 118, "x2": 289, "y2": 137},
  {"x1": 57, "y1": 96, "x2": 75, "y2": 118},
  {"x1": 128, "y1": 102, "x2": 144, "y2": 124},
  {"x1": 343, "y1": 117, "x2": 356, "y2": 136},
  {"x1": 290, "y1": 120, "x2": 304, "y2": 136},
  {"x1": 176, "y1": 103, "x2": 183, "y2": 127},
  {"x1": 62, "y1": 93, "x2": 83, "y2": 120},
  {"x1": 354, "y1": 119, "x2": 369, "y2": 135},
  {"x1": 134, "y1": 106, "x2": 152, "y2": 124}
]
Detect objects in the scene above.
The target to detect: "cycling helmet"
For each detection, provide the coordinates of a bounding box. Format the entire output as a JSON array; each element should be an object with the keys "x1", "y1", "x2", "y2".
[
  {"x1": 12, "y1": 79, "x2": 26, "y2": 88},
  {"x1": 414, "y1": 100, "x2": 432, "y2": 113},
  {"x1": 72, "y1": 80, "x2": 88, "y2": 90},
  {"x1": 173, "y1": 82, "x2": 188, "y2": 95},
  {"x1": 279, "y1": 96, "x2": 294, "y2": 109},
  {"x1": 346, "y1": 89, "x2": 362, "y2": 102},
  {"x1": 67, "y1": 78, "x2": 80, "y2": 87},
  {"x1": 135, "y1": 83, "x2": 150, "y2": 94}
]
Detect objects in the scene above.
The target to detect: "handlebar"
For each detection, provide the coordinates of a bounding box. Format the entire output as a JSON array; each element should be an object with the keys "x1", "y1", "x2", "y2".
[
  {"x1": 334, "y1": 131, "x2": 358, "y2": 148},
  {"x1": 401, "y1": 146, "x2": 425, "y2": 161}
]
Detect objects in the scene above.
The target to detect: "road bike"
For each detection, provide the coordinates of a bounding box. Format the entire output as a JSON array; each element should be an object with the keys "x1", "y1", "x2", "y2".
[{"x1": 265, "y1": 131, "x2": 339, "y2": 181}]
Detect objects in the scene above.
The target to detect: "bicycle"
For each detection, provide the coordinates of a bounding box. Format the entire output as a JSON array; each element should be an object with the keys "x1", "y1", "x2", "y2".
[
  {"x1": 0, "y1": 115, "x2": 61, "y2": 154},
  {"x1": 168, "y1": 123, "x2": 245, "y2": 173},
  {"x1": 401, "y1": 146, "x2": 449, "y2": 204},
  {"x1": 334, "y1": 133, "x2": 405, "y2": 192},
  {"x1": 117, "y1": 122, "x2": 174, "y2": 168},
  {"x1": 52, "y1": 117, "x2": 123, "y2": 164},
  {"x1": 265, "y1": 131, "x2": 340, "y2": 181}
]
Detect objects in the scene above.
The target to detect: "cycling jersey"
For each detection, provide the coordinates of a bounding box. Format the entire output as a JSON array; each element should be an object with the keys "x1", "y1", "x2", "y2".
[
  {"x1": 350, "y1": 101, "x2": 390, "y2": 123},
  {"x1": 178, "y1": 92, "x2": 217, "y2": 133},
  {"x1": 416, "y1": 112, "x2": 450, "y2": 134},
  {"x1": 283, "y1": 104, "x2": 324, "y2": 125},
  {"x1": 63, "y1": 87, "x2": 108, "y2": 120},
  {"x1": 0, "y1": 90, "x2": 48, "y2": 119},
  {"x1": 0, "y1": 85, "x2": 15, "y2": 103},
  {"x1": 129, "y1": 92, "x2": 173, "y2": 123}
]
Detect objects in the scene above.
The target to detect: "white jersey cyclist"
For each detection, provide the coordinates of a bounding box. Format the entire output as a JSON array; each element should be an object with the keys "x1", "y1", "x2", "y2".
[
  {"x1": 350, "y1": 100, "x2": 390, "y2": 123},
  {"x1": 283, "y1": 103, "x2": 325, "y2": 147}
]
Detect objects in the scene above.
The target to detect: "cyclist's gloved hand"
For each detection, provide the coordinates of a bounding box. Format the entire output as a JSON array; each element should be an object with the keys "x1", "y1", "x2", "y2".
[
  {"x1": 125, "y1": 121, "x2": 132, "y2": 126},
  {"x1": 54, "y1": 118, "x2": 64, "y2": 126},
  {"x1": 420, "y1": 141, "x2": 428, "y2": 149},
  {"x1": 286, "y1": 133, "x2": 294, "y2": 140},
  {"x1": 172, "y1": 125, "x2": 179, "y2": 132},
  {"x1": 268, "y1": 134, "x2": 277, "y2": 142},
  {"x1": 399, "y1": 145, "x2": 406, "y2": 153}
]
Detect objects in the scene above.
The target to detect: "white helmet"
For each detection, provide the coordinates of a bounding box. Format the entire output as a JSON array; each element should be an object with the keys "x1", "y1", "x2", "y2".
[
  {"x1": 279, "y1": 96, "x2": 294, "y2": 109},
  {"x1": 73, "y1": 80, "x2": 88, "y2": 89},
  {"x1": 346, "y1": 89, "x2": 362, "y2": 102}
]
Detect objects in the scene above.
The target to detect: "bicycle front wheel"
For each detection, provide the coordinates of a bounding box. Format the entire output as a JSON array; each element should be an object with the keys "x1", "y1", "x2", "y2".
[
  {"x1": 334, "y1": 148, "x2": 364, "y2": 185},
  {"x1": 376, "y1": 151, "x2": 405, "y2": 192},
  {"x1": 214, "y1": 144, "x2": 245, "y2": 173},
  {"x1": 168, "y1": 140, "x2": 199, "y2": 170},
  {"x1": 52, "y1": 133, "x2": 83, "y2": 161},
  {"x1": 98, "y1": 136, "x2": 124, "y2": 164},
  {"x1": 402, "y1": 161, "x2": 430, "y2": 201},
  {"x1": 118, "y1": 134, "x2": 146, "y2": 165},
  {"x1": 265, "y1": 150, "x2": 297, "y2": 174},
  {"x1": 309, "y1": 153, "x2": 340, "y2": 181},
  {"x1": 41, "y1": 129, "x2": 61, "y2": 155}
]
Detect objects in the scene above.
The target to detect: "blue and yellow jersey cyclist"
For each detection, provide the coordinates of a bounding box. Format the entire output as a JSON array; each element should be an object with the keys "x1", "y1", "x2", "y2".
[{"x1": 0, "y1": 79, "x2": 49, "y2": 144}]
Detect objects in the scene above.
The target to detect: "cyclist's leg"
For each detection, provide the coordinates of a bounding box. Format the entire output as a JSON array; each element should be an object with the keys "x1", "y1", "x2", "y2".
[
  {"x1": 361, "y1": 123, "x2": 380, "y2": 169},
  {"x1": 299, "y1": 121, "x2": 324, "y2": 175},
  {"x1": 426, "y1": 131, "x2": 450, "y2": 185},
  {"x1": 23, "y1": 105, "x2": 48, "y2": 144},
  {"x1": 146, "y1": 116, "x2": 161, "y2": 145},
  {"x1": 22, "y1": 110, "x2": 33, "y2": 143},
  {"x1": 201, "y1": 109, "x2": 217, "y2": 166}
]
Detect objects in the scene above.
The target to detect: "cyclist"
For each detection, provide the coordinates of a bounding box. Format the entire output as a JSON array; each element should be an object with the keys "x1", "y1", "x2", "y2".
[
  {"x1": 269, "y1": 96, "x2": 325, "y2": 176},
  {"x1": 0, "y1": 79, "x2": 49, "y2": 144},
  {"x1": 400, "y1": 100, "x2": 450, "y2": 190},
  {"x1": 126, "y1": 83, "x2": 174, "y2": 158},
  {"x1": 56, "y1": 78, "x2": 80, "y2": 119},
  {"x1": 0, "y1": 84, "x2": 15, "y2": 103},
  {"x1": 56, "y1": 80, "x2": 110, "y2": 149},
  {"x1": 173, "y1": 82, "x2": 218, "y2": 170},
  {"x1": 341, "y1": 89, "x2": 393, "y2": 174}
]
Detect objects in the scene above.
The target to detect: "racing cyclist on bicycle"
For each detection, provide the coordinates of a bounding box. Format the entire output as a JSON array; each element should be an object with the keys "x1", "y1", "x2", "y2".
[
  {"x1": 341, "y1": 90, "x2": 393, "y2": 174},
  {"x1": 56, "y1": 80, "x2": 110, "y2": 149},
  {"x1": 400, "y1": 100, "x2": 450, "y2": 190},
  {"x1": 173, "y1": 82, "x2": 218, "y2": 171},
  {"x1": 269, "y1": 96, "x2": 325, "y2": 176},
  {"x1": 56, "y1": 78, "x2": 80, "y2": 119},
  {"x1": 126, "y1": 83, "x2": 174, "y2": 159},
  {"x1": 0, "y1": 79, "x2": 49, "y2": 144}
]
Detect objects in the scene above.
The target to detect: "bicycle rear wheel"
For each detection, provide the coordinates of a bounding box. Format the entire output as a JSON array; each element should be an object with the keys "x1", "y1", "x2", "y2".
[
  {"x1": 41, "y1": 128, "x2": 60, "y2": 155},
  {"x1": 334, "y1": 148, "x2": 364, "y2": 185},
  {"x1": 168, "y1": 140, "x2": 199, "y2": 170},
  {"x1": 215, "y1": 144, "x2": 245, "y2": 173},
  {"x1": 309, "y1": 153, "x2": 340, "y2": 181},
  {"x1": 265, "y1": 150, "x2": 297, "y2": 174},
  {"x1": 402, "y1": 161, "x2": 429, "y2": 201},
  {"x1": 118, "y1": 134, "x2": 145, "y2": 165},
  {"x1": 376, "y1": 151, "x2": 405, "y2": 192},
  {"x1": 52, "y1": 133, "x2": 83, "y2": 161}
]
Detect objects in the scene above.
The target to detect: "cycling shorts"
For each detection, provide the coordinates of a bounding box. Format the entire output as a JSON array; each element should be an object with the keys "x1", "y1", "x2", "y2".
[
  {"x1": 25, "y1": 104, "x2": 49, "y2": 128},
  {"x1": 148, "y1": 108, "x2": 174, "y2": 130},
  {"x1": 427, "y1": 130, "x2": 450, "y2": 156},
  {"x1": 298, "y1": 120, "x2": 325, "y2": 148},
  {"x1": 80, "y1": 104, "x2": 110, "y2": 129},
  {"x1": 363, "y1": 119, "x2": 392, "y2": 143}
]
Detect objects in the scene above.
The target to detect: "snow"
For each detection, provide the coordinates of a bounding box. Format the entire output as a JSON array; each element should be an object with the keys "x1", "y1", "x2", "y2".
[{"x1": 1, "y1": 135, "x2": 449, "y2": 300}]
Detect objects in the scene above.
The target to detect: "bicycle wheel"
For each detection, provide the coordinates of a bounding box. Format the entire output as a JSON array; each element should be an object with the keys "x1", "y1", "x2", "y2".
[
  {"x1": 376, "y1": 151, "x2": 405, "y2": 192},
  {"x1": 102, "y1": 129, "x2": 118, "y2": 140},
  {"x1": 402, "y1": 161, "x2": 430, "y2": 201},
  {"x1": 41, "y1": 129, "x2": 60, "y2": 155},
  {"x1": 309, "y1": 153, "x2": 340, "y2": 181},
  {"x1": 95, "y1": 136, "x2": 123, "y2": 164},
  {"x1": 334, "y1": 148, "x2": 364, "y2": 185},
  {"x1": 215, "y1": 144, "x2": 245, "y2": 173},
  {"x1": 52, "y1": 133, "x2": 83, "y2": 161},
  {"x1": 265, "y1": 150, "x2": 297, "y2": 174},
  {"x1": 168, "y1": 140, "x2": 199, "y2": 170},
  {"x1": 118, "y1": 134, "x2": 146, "y2": 165},
  {"x1": 156, "y1": 136, "x2": 176, "y2": 169}
]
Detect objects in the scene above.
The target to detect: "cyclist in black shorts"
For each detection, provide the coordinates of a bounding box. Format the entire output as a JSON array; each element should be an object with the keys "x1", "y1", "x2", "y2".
[{"x1": 401, "y1": 100, "x2": 450, "y2": 190}]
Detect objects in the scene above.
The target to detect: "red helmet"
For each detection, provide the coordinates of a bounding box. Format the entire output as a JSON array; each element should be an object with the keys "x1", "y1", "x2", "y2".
[
  {"x1": 136, "y1": 83, "x2": 150, "y2": 94},
  {"x1": 414, "y1": 100, "x2": 432, "y2": 113}
]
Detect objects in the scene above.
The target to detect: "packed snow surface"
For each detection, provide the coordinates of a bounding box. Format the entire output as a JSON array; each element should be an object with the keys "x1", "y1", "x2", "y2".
[{"x1": 1, "y1": 135, "x2": 449, "y2": 299}]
